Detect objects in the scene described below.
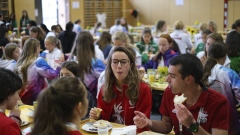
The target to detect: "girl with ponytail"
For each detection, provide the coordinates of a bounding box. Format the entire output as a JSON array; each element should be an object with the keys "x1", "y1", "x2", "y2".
[
  {"x1": 40, "y1": 36, "x2": 63, "y2": 70},
  {"x1": 31, "y1": 77, "x2": 88, "y2": 135}
]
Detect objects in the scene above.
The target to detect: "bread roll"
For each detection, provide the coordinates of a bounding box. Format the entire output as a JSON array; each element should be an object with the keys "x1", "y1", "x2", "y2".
[{"x1": 173, "y1": 94, "x2": 187, "y2": 104}]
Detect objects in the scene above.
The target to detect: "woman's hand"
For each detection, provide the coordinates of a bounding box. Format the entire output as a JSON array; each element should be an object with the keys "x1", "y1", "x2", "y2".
[
  {"x1": 89, "y1": 107, "x2": 101, "y2": 120},
  {"x1": 138, "y1": 67, "x2": 146, "y2": 79},
  {"x1": 10, "y1": 106, "x2": 21, "y2": 117}
]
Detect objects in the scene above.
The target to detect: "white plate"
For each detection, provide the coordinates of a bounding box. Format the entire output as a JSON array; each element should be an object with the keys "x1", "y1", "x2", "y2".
[
  {"x1": 27, "y1": 111, "x2": 34, "y2": 117},
  {"x1": 21, "y1": 121, "x2": 29, "y2": 127},
  {"x1": 82, "y1": 123, "x2": 112, "y2": 133}
]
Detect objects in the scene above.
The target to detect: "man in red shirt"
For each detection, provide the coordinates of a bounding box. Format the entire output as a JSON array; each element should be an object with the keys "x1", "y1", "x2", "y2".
[{"x1": 134, "y1": 53, "x2": 229, "y2": 135}]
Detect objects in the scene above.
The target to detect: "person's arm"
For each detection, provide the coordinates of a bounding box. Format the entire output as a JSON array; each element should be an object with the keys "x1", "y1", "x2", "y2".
[
  {"x1": 36, "y1": 58, "x2": 59, "y2": 80},
  {"x1": 143, "y1": 58, "x2": 154, "y2": 72},
  {"x1": 183, "y1": 34, "x2": 193, "y2": 50},
  {"x1": 175, "y1": 104, "x2": 228, "y2": 135},
  {"x1": 229, "y1": 70, "x2": 240, "y2": 104},
  {"x1": 134, "y1": 111, "x2": 173, "y2": 134}
]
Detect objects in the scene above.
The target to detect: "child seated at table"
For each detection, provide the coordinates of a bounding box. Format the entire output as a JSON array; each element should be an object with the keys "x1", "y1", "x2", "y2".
[
  {"x1": 136, "y1": 28, "x2": 158, "y2": 64},
  {"x1": 143, "y1": 34, "x2": 178, "y2": 71},
  {"x1": 59, "y1": 61, "x2": 96, "y2": 120},
  {"x1": 30, "y1": 77, "x2": 88, "y2": 135},
  {"x1": 40, "y1": 36, "x2": 63, "y2": 70},
  {"x1": 0, "y1": 68, "x2": 23, "y2": 135},
  {"x1": 90, "y1": 47, "x2": 152, "y2": 133},
  {"x1": 0, "y1": 43, "x2": 20, "y2": 71}
]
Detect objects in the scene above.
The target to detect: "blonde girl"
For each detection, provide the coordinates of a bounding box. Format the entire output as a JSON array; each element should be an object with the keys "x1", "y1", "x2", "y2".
[
  {"x1": 40, "y1": 36, "x2": 62, "y2": 69},
  {"x1": 15, "y1": 38, "x2": 59, "y2": 105},
  {"x1": 0, "y1": 43, "x2": 20, "y2": 71}
]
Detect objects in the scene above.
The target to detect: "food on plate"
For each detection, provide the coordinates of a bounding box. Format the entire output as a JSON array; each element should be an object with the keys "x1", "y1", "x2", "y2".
[
  {"x1": 92, "y1": 120, "x2": 110, "y2": 128},
  {"x1": 95, "y1": 107, "x2": 102, "y2": 117},
  {"x1": 155, "y1": 74, "x2": 160, "y2": 80},
  {"x1": 173, "y1": 94, "x2": 187, "y2": 104}
]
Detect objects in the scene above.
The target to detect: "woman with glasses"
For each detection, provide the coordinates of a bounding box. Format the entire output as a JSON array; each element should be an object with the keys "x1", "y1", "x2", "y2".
[{"x1": 90, "y1": 47, "x2": 152, "y2": 133}]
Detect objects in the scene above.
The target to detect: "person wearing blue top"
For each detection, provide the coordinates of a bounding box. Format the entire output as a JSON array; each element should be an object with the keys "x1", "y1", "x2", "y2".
[
  {"x1": 202, "y1": 42, "x2": 240, "y2": 135},
  {"x1": 144, "y1": 34, "x2": 178, "y2": 71}
]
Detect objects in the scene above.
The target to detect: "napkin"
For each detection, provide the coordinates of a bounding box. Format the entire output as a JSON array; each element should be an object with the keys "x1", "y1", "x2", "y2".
[
  {"x1": 22, "y1": 127, "x2": 31, "y2": 135},
  {"x1": 111, "y1": 125, "x2": 136, "y2": 135}
]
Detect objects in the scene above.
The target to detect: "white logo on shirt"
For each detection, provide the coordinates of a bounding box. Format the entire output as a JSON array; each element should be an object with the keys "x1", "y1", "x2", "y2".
[{"x1": 113, "y1": 102, "x2": 124, "y2": 124}]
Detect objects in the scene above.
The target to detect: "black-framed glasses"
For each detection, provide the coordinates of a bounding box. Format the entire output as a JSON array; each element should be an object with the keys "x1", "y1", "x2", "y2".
[{"x1": 111, "y1": 59, "x2": 130, "y2": 67}]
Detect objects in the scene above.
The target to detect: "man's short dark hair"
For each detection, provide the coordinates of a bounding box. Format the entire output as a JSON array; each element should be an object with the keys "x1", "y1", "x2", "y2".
[
  {"x1": 235, "y1": 19, "x2": 240, "y2": 28},
  {"x1": 0, "y1": 68, "x2": 23, "y2": 103},
  {"x1": 169, "y1": 53, "x2": 203, "y2": 83},
  {"x1": 75, "y1": 19, "x2": 81, "y2": 24},
  {"x1": 66, "y1": 22, "x2": 73, "y2": 31},
  {"x1": 51, "y1": 25, "x2": 57, "y2": 31},
  {"x1": 28, "y1": 20, "x2": 37, "y2": 27}
]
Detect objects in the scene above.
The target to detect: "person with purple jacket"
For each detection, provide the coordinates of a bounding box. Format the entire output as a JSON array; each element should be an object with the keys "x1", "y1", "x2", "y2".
[{"x1": 143, "y1": 34, "x2": 178, "y2": 70}]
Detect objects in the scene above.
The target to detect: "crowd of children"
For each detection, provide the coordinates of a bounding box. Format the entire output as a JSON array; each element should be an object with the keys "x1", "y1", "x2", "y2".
[{"x1": 0, "y1": 9, "x2": 240, "y2": 135}]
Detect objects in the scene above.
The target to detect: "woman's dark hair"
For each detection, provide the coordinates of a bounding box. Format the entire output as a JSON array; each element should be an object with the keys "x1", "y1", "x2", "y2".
[
  {"x1": 40, "y1": 23, "x2": 50, "y2": 34},
  {"x1": 75, "y1": 31, "x2": 95, "y2": 75},
  {"x1": 121, "y1": 17, "x2": 129, "y2": 31},
  {"x1": 30, "y1": 26, "x2": 46, "y2": 40},
  {"x1": 202, "y1": 42, "x2": 227, "y2": 86},
  {"x1": 156, "y1": 20, "x2": 166, "y2": 31},
  {"x1": 21, "y1": 10, "x2": 29, "y2": 20},
  {"x1": 57, "y1": 24, "x2": 63, "y2": 31},
  {"x1": 51, "y1": 25, "x2": 57, "y2": 31},
  {"x1": 31, "y1": 77, "x2": 87, "y2": 135},
  {"x1": 225, "y1": 30, "x2": 240, "y2": 57},
  {"x1": 94, "y1": 22, "x2": 102, "y2": 34},
  {"x1": 61, "y1": 61, "x2": 83, "y2": 81},
  {"x1": 9, "y1": 13, "x2": 15, "y2": 22},
  {"x1": 169, "y1": 53, "x2": 203, "y2": 84},
  {"x1": 0, "y1": 68, "x2": 23, "y2": 103},
  {"x1": 97, "y1": 32, "x2": 112, "y2": 50},
  {"x1": 0, "y1": 26, "x2": 8, "y2": 38},
  {"x1": 141, "y1": 28, "x2": 153, "y2": 43},
  {"x1": 171, "y1": 39, "x2": 180, "y2": 53}
]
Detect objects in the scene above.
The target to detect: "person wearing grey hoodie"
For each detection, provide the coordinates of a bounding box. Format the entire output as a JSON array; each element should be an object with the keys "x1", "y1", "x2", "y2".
[{"x1": 0, "y1": 43, "x2": 20, "y2": 71}]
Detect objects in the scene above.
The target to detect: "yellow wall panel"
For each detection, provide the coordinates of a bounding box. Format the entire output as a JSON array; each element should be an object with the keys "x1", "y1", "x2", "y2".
[
  {"x1": 233, "y1": 1, "x2": 240, "y2": 22},
  {"x1": 189, "y1": 0, "x2": 211, "y2": 25},
  {"x1": 69, "y1": 0, "x2": 84, "y2": 27},
  {"x1": 14, "y1": 0, "x2": 35, "y2": 29},
  {"x1": 228, "y1": 1, "x2": 234, "y2": 28},
  {"x1": 211, "y1": 0, "x2": 224, "y2": 31},
  {"x1": 151, "y1": 0, "x2": 170, "y2": 25},
  {"x1": 169, "y1": 0, "x2": 190, "y2": 25}
]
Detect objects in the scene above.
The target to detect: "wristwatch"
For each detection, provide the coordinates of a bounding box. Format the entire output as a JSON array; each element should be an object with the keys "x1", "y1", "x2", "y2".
[{"x1": 188, "y1": 122, "x2": 199, "y2": 132}]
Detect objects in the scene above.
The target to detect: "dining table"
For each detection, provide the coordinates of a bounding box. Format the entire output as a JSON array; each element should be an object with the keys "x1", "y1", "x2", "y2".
[
  {"x1": 80, "y1": 119, "x2": 175, "y2": 135},
  {"x1": 7, "y1": 105, "x2": 176, "y2": 135}
]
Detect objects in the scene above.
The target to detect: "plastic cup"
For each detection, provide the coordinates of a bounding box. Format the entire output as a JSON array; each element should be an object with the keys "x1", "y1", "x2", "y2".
[
  {"x1": 147, "y1": 69, "x2": 156, "y2": 83},
  {"x1": 98, "y1": 125, "x2": 108, "y2": 135},
  {"x1": 33, "y1": 101, "x2": 38, "y2": 111}
]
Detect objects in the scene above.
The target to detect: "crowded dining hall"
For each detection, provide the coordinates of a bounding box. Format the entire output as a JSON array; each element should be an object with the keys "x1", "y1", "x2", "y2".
[{"x1": 0, "y1": 0, "x2": 240, "y2": 135}]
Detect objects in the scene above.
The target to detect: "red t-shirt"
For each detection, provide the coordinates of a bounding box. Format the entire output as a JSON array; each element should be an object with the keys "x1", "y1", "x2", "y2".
[
  {"x1": 160, "y1": 87, "x2": 229, "y2": 135},
  {"x1": 27, "y1": 130, "x2": 82, "y2": 135},
  {"x1": 98, "y1": 82, "x2": 152, "y2": 133},
  {"x1": 0, "y1": 112, "x2": 21, "y2": 135},
  {"x1": 67, "y1": 131, "x2": 82, "y2": 135}
]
